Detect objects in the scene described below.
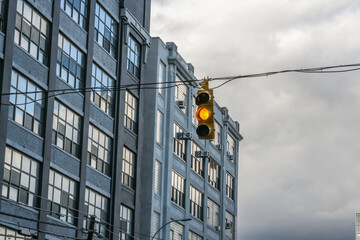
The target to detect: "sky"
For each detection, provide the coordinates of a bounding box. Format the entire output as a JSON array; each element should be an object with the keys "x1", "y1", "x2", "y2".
[{"x1": 150, "y1": 1, "x2": 360, "y2": 240}]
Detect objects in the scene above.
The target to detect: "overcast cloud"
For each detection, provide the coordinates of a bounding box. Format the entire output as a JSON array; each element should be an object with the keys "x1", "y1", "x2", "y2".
[{"x1": 150, "y1": 1, "x2": 360, "y2": 239}]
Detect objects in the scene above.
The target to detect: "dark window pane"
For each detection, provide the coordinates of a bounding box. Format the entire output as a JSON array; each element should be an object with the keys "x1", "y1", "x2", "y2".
[
  {"x1": 19, "y1": 188, "x2": 28, "y2": 204},
  {"x1": 3, "y1": 168, "x2": 10, "y2": 182},
  {"x1": 62, "y1": 54, "x2": 70, "y2": 69},
  {"x1": 10, "y1": 170, "x2": 20, "y2": 186},
  {"x1": 31, "y1": 28, "x2": 39, "y2": 43}
]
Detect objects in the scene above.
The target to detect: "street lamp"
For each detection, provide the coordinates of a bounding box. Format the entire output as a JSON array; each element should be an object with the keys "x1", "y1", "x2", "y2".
[{"x1": 151, "y1": 218, "x2": 192, "y2": 240}]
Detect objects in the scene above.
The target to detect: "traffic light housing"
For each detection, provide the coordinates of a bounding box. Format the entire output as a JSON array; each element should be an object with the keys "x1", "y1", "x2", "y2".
[{"x1": 196, "y1": 88, "x2": 214, "y2": 139}]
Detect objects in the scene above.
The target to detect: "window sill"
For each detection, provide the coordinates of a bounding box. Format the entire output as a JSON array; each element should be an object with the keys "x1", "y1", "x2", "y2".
[
  {"x1": 1, "y1": 197, "x2": 39, "y2": 214},
  {"x1": 13, "y1": 44, "x2": 49, "y2": 70},
  {"x1": 89, "y1": 101, "x2": 115, "y2": 121},
  {"x1": 121, "y1": 184, "x2": 136, "y2": 194},
  {"x1": 51, "y1": 144, "x2": 81, "y2": 162},
  {"x1": 87, "y1": 164, "x2": 112, "y2": 180},
  {"x1": 170, "y1": 201, "x2": 185, "y2": 212},
  {"x1": 8, "y1": 118, "x2": 44, "y2": 141}
]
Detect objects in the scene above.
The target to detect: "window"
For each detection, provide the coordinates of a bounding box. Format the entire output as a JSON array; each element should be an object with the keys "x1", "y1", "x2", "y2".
[
  {"x1": 91, "y1": 63, "x2": 115, "y2": 116},
  {"x1": 226, "y1": 172, "x2": 235, "y2": 200},
  {"x1": 227, "y1": 133, "x2": 235, "y2": 163},
  {"x1": 120, "y1": 205, "x2": 134, "y2": 240},
  {"x1": 174, "y1": 75, "x2": 187, "y2": 113},
  {"x1": 169, "y1": 221, "x2": 183, "y2": 240},
  {"x1": 15, "y1": 0, "x2": 50, "y2": 65},
  {"x1": 47, "y1": 169, "x2": 77, "y2": 224},
  {"x1": 0, "y1": 0, "x2": 5, "y2": 32},
  {"x1": 127, "y1": 36, "x2": 141, "y2": 78},
  {"x1": 192, "y1": 96, "x2": 198, "y2": 126},
  {"x1": 122, "y1": 147, "x2": 136, "y2": 190},
  {"x1": 57, "y1": 34, "x2": 85, "y2": 89},
  {"x1": 124, "y1": 91, "x2": 138, "y2": 133},
  {"x1": 52, "y1": 100, "x2": 82, "y2": 158},
  {"x1": 190, "y1": 185, "x2": 203, "y2": 220},
  {"x1": 191, "y1": 141, "x2": 204, "y2": 177},
  {"x1": 8, "y1": 70, "x2": 44, "y2": 135},
  {"x1": 154, "y1": 160, "x2": 161, "y2": 196},
  {"x1": 225, "y1": 211, "x2": 235, "y2": 239},
  {"x1": 61, "y1": 0, "x2": 87, "y2": 29},
  {"x1": 158, "y1": 62, "x2": 166, "y2": 95},
  {"x1": 189, "y1": 231, "x2": 202, "y2": 240},
  {"x1": 0, "y1": 226, "x2": 32, "y2": 239},
  {"x1": 156, "y1": 110, "x2": 164, "y2": 145},
  {"x1": 94, "y1": 3, "x2": 117, "y2": 58},
  {"x1": 211, "y1": 121, "x2": 222, "y2": 145},
  {"x1": 207, "y1": 198, "x2": 219, "y2": 227},
  {"x1": 87, "y1": 124, "x2": 112, "y2": 176},
  {"x1": 152, "y1": 211, "x2": 160, "y2": 236},
  {"x1": 2, "y1": 147, "x2": 40, "y2": 208},
  {"x1": 173, "y1": 122, "x2": 186, "y2": 161},
  {"x1": 208, "y1": 158, "x2": 220, "y2": 190},
  {"x1": 171, "y1": 171, "x2": 185, "y2": 208},
  {"x1": 84, "y1": 188, "x2": 109, "y2": 238}
]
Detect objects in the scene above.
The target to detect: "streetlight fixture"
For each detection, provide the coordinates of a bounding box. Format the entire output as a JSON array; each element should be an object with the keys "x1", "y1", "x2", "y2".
[{"x1": 151, "y1": 218, "x2": 192, "y2": 240}]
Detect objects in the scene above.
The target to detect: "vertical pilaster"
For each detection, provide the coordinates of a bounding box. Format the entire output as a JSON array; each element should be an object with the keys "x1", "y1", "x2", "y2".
[
  {"x1": 0, "y1": 0, "x2": 16, "y2": 211},
  {"x1": 76, "y1": 0, "x2": 96, "y2": 238},
  {"x1": 38, "y1": 1, "x2": 60, "y2": 239}
]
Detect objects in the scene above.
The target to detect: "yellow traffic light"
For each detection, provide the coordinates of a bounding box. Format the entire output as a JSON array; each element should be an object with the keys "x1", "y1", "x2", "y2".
[{"x1": 195, "y1": 88, "x2": 214, "y2": 139}]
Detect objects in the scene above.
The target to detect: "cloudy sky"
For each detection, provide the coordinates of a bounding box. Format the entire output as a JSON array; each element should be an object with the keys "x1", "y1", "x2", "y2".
[{"x1": 150, "y1": 0, "x2": 360, "y2": 240}]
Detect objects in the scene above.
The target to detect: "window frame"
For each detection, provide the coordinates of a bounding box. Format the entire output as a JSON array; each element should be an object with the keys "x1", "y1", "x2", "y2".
[
  {"x1": 8, "y1": 70, "x2": 44, "y2": 136},
  {"x1": 84, "y1": 188, "x2": 109, "y2": 238},
  {"x1": 47, "y1": 169, "x2": 77, "y2": 225},
  {"x1": 91, "y1": 63, "x2": 115, "y2": 116},
  {"x1": 57, "y1": 33, "x2": 85, "y2": 89},
  {"x1": 52, "y1": 100, "x2": 82, "y2": 158},
  {"x1": 120, "y1": 205, "x2": 134, "y2": 240},
  {"x1": 122, "y1": 147, "x2": 136, "y2": 190},
  {"x1": 60, "y1": 0, "x2": 87, "y2": 29},
  {"x1": 126, "y1": 35, "x2": 141, "y2": 79},
  {"x1": 87, "y1": 124, "x2": 112, "y2": 176},
  {"x1": 226, "y1": 172, "x2": 235, "y2": 200},
  {"x1": 189, "y1": 185, "x2": 203, "y2": 221},
  {"x1": 173, "y1": 122, "x2": 186, "y2": 161},
  {"x1": 124, "y1": 90, "x2": 138, "y2": 133},
  {"x1": 14, "y1": 0, "x2": 50, "y2": 65},
  {"x1": 94, "y1": 2, "x2": 118, "y2": 58},
  {"x1": 208, "y1": 158, "x2": 220, "y2": 190},
  {"x1": 190, "y1": 141, "x2": 204, "y2": 177},
  {"x1": 2, "y1": 146, "x2": 40, "y2": 208},
  {"x1": 171, "y1": 170, "x2": 185, "y2": 208},
  {"x1": 207, "y1": 198, "x2": 220, "y2": 227}
]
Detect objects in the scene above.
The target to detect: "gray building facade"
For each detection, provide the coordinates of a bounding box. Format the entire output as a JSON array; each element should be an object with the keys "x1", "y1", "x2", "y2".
[
  {"x1": 0, "y1": 1, "x2": 242, "y2": 240},
  {"x1": 0, "y1": 0, "x2": 152, "y2": 239},
  {"x1": 139, "y1": 38, "x2": 243, "y2": 240}
]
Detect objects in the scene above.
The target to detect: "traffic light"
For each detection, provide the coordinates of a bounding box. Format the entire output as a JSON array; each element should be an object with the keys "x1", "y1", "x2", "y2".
[{"x1": 196, "y1": 87, "x2": 214, "y2": 139}]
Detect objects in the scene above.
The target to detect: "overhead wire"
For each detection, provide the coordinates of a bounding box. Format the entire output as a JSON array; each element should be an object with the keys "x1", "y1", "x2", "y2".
[
  {"x1": 1, "y1": 63, "x2": 360, "y2": 105},
  {"x1": 210, "y1": 63, "x2": 360, "y2": 89}
]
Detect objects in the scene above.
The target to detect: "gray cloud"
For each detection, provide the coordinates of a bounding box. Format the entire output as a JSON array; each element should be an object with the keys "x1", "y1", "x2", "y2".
[{"x1": 151, "y1": 1, "x2": 360, "y2": 239}]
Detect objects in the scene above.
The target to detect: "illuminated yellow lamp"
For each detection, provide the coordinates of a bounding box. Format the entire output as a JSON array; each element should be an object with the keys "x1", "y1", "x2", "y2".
[{"x1": 196, "y1": 107, "x2": 210, "y2": 121}]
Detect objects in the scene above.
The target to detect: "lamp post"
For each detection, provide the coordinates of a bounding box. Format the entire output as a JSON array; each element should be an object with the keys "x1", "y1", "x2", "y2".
[{"x1": 151, "y1": 218, "x2": 192, "y2": 240}]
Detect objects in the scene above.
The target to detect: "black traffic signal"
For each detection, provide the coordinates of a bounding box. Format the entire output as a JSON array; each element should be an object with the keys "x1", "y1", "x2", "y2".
[{"x1": 195, "y1": 89, "x2": 214, "y2": 139}]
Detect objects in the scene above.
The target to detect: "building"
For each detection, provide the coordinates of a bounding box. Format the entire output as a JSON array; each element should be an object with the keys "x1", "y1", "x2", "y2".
[
  {"x1": 0, "y1": 1, "x2": 242, "y2": 240},
  {"x1": 138, "y1": 38, "x2": 243, "y2": 240},
  {"x1": 0, "y1": 0, "x2": 152, "y2": 239},
  {"x1": 356, "y1": 213, "x2": 360, "y2": 240}
]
